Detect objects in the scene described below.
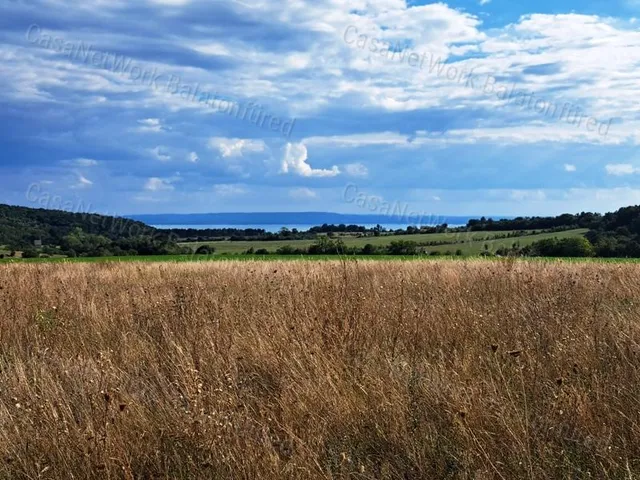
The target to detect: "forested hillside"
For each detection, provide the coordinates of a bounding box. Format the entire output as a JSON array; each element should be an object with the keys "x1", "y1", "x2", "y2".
[
  {"x1": 0, "y1": 204, "x2": 186, "y2": 257},
  {"x1": 484, "y1": 206, "x2": 640, "y2": 257}
]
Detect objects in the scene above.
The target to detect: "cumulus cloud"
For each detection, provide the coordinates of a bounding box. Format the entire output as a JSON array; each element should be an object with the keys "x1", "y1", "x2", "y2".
[
  {"x1": 137, "y1": 118, "x2": 166, "y2": 133},
  {"x1": 149, "y1": 146, "x2": 171, "y2": 162},
  {"x1": 605, "y1": 164, "x2": 640, "y2": 176},
  {"x1": 144, "y1": 177, "x2": 174, "y2": 191},
  {"x1": 188, "y1": 152, "x2": 199, "y2": 163},
  {"x1": 213, "y1": 184, "x2": 247, "y2": 196},
  {"x1": 344, "y1": 163, "x2": 369, "y2": 178},
  {"x1": 5, "y1": 1, "x2": 640, "y2": 213},
  {"x1": 5, "y1": 3, "x2": 640, "y2": 144},
  {"x1": 281, "y1": 143, "x2": 340, "y2": 178},
  {"x1": 208, "y1": 138, "x2": 266, "y2": 158},
  {"x1": 564, "y1": 164, "x2": 576, "y2": 172},
  {"x1": 289, "y1": 187, "x2": 317, "y2": 199}
]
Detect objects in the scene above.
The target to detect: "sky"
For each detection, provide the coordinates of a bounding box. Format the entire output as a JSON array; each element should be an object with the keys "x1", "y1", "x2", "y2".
[{"x1": 1, "y1": 0, "x2": 640, "y2": 217}]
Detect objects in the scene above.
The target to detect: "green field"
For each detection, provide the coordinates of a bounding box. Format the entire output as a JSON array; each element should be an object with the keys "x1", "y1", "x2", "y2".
[
  {"x1": 180, "y1": 229, "x2": 589, "y2": 255},
  {"x1": 181, "y1": 230, "x2": 527, "y2": 253},
  {"x1": 0, "y1": 228, "x2": 594, "y2": 263},
  {"x1": 426, "y1": 228, "x2": 589, "y2": 255}
]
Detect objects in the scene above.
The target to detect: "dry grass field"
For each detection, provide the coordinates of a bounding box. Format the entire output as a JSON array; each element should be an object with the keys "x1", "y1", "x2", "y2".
[{"x1": 1, "y1": 260, "x2": 639, "y2": 479}]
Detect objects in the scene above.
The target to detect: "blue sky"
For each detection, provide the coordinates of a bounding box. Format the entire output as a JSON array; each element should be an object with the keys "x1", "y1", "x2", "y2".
[{"x1": 2, "y1": 0, "x2": 640, "y2": 217}]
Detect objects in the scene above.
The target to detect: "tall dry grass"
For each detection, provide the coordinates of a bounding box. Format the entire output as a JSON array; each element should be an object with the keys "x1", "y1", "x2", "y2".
[{"x1": 0, "y1": 259, "x2": 639, "y2": 479}]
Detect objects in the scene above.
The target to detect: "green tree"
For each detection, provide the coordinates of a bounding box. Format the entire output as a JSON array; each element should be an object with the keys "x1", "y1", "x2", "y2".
[
  {"x1": 558, "y1": 237, "x2": 595, "y2": 257},
  {"x1": 21, "y1": 248, "x2": 39, "y2": 259},
  {"x1": 386, "y1": 240, "x2": 418, "y2": 255},
  {"x1": 195, "y1": 245, "x2": 215, "y2": 255},
  {"x1": 361, "y1": 244, "x2": 378, "y2": 255}
]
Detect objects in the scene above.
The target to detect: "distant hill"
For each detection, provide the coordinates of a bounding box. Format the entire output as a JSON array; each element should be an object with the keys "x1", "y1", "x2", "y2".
[
  {"x1": 128, "y1": 212, "x2": 480, "y2": 227},
  {"x1": 0, "y1": 204, "x2": 155, "y2": 248}
]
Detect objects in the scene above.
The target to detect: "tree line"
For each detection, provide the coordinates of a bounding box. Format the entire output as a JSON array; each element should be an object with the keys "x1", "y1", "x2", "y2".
[
  {"x1": 6, "y1": 203, "x2": 640, "y2": 259},
  {"x1": 0, "y1": 205, "x2": 186, "y2": 257}
]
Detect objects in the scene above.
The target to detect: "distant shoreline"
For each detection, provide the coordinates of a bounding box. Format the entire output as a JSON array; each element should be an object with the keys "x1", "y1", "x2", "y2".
[
  {"x1": 130, "y1": 212, "x2": 505, "y2": 228},
  {"x1": 153, "y1": 223, "x2": 468, "y2": 233}
]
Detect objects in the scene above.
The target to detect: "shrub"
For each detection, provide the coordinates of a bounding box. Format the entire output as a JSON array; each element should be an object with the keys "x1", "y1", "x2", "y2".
[
  {"x1": 386, "y1": 240, "x2": 418, "y2": 255},
  {"x1": 528, "y1": 237, "x2": 595, "y2": 258},
  {"x1": 361, "y1": 244, "x2": 378, "y2": 255},
  {"x1": 276, "y1": 245, "x2": 299, "y2": 255},
  {"x1": 195, "y1": 245, "x2": 215, "y2": 255},
  {"x1": 308, "y1": 236, "x2": 346, "y2": 255},
  {"x1": 21, "y1": 248, "x2": 39, "y2": 259}
]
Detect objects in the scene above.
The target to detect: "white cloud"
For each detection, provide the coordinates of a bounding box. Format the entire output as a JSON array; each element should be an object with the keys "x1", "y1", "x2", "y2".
[
  {"x1": 213, "y1": 184, "x2": 247, "y2": 196},
  {"x1": 344, "y1": 163, "x2": 369, "y2": 178},
  {"x1": 285, "y1": 53, "x2": 312, "y2": 69},
  {"x1": 144, "y1": 177, "x2": 174, "y2": 191},
  {"x1": 304, "y1": 121, "x2": 636, "y2": 148},
  {"x1": 208, "y1": 137, "x2": 266, "y2": 158},
  {"x1": 412, "y1": 125, "x2": 625, "y2": 146},
  {"x1": 7, "y1": 5, "x2": 640, "y2": 149},
  {"x1": 133, "y1": 195, "x2": 164, "y2": 203},
  {"x1": 9, "y1": 1, "x2": 640, "y2": 211},
  {"x1": 149, "y1": 146, "x2": 171, "y2": 162},
  {"x1": 426, "y1": 187, "x2": 640, "y2": 215},
  {"x1": 289, "y1": 187, "x2": 317, "y2": 199},
  {"x1": 6, "y1": 4, "x2": 640, "y2": 149},
  {"x1": 191, "y1": 42, "x2": 233, "y2": 57},
  {"x1": 137, "y1": 118, "x2": 166, "y2": 133},
  {"x1": 280, "y1": 143, "x2": 340, "y2": 178},
  {"x1": 605, "y1": 164, "x2": 640, "y2": 176},
  {"x1": 188, "y1": 151, "x2": 199, "y2": 163},
  {"x1": 479, "y1": 0, "x2": 491, "y2": 4},
  {"x1": 304, "y1": 132, "x2": 411, "y2": 148},
  {"x1": 148, "y1": 0, "x2": 191, "y2": 6},
  {"x1": 564, "y1": 164, "x2": 577, "y2": 172},
  {"x1": 63, "y1": 158, "x2": 99, "y2": 167},
  {"x1": 71, "y1": 173, "x2": 93, "y2": 189},
  {"x1": 509, "y1": 190, "x2": 547, "y2": 202}
]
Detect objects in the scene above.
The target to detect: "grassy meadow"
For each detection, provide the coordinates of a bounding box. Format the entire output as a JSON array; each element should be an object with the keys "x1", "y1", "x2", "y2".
[
  {"x1": 0, "y1": 228, "x2": 590, "y2": 263},
  {"x1": 180, "y1": 228, "x2": 589, "y2": 255},
  {"x1": 1, "y1": 259, "x2": 640, "y2": 478}
]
